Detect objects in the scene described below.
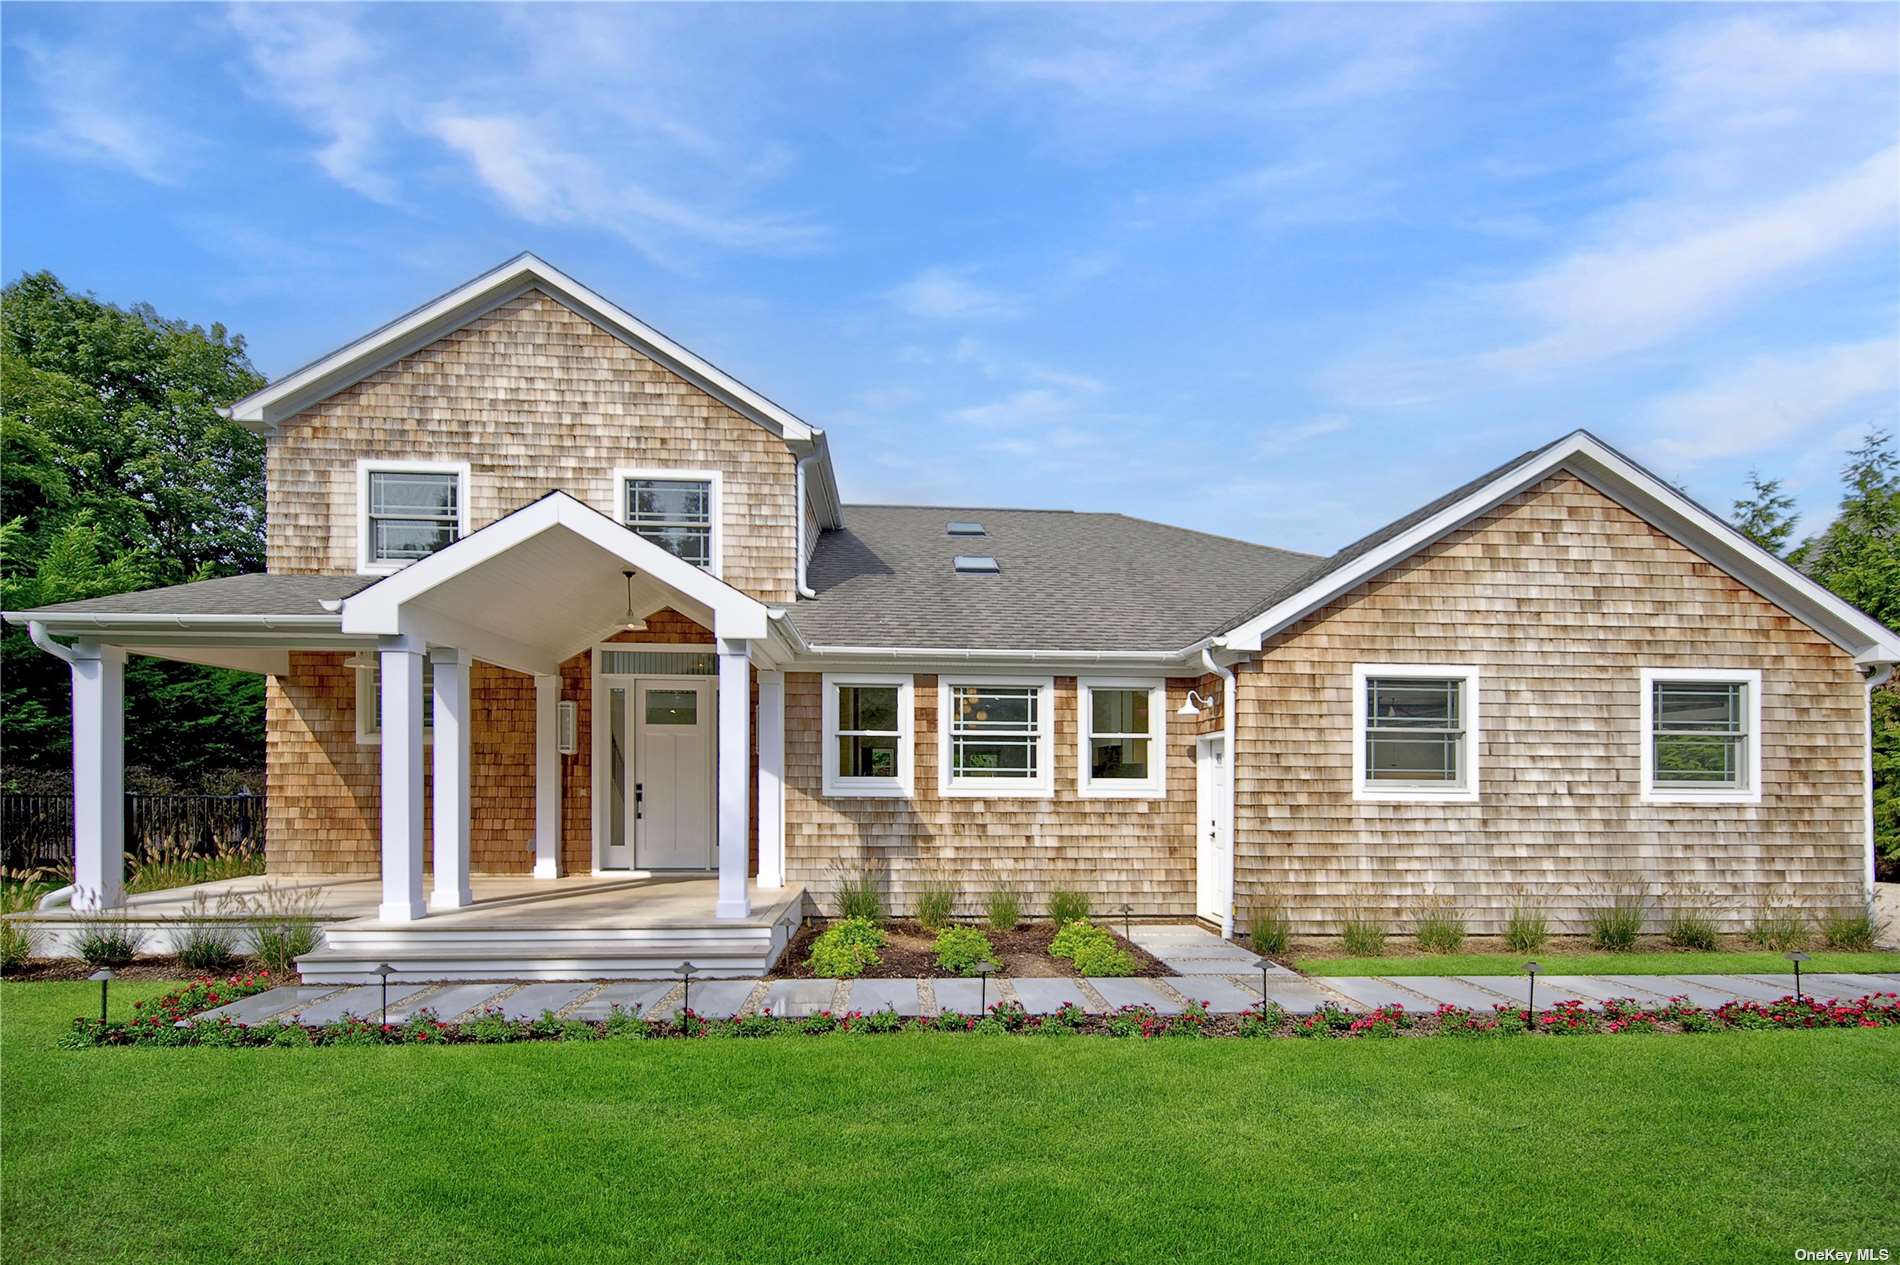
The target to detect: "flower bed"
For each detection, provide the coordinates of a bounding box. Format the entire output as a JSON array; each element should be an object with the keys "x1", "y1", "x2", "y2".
[
  {"x1": 55, "y1": 977, "x2": 1900, "y2": 1047},
  {"x1": 767, "y1": 920, "x2": 1169, "y2": 980}
]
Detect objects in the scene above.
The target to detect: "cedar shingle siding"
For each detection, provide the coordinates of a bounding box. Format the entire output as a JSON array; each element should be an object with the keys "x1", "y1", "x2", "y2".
[{"x1": 1232, "y1": 475, "x2": 1867, "y2": 933}]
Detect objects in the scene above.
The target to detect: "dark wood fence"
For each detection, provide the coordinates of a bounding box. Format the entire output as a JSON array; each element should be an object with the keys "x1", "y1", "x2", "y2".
[{"x1": 1, "y1": 792, "x2": 263, "y2": 871}]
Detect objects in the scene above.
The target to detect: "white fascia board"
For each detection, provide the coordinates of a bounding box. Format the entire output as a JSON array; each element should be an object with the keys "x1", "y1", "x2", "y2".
[
  {"x1": 4, "y1": 611, "x2": 341, "y2": 632},
  {"x1": 225, "y1": 253, "x2": 815, "y2": 445},
  {"x1": 1220, "y1": 431, "x2": 1900, "y2": 664},
  {"x1": 340, "y1": 492, "x2": 770, "y2": 641}
]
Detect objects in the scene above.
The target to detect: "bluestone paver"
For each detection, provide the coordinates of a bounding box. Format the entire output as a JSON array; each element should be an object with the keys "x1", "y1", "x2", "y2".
[
  {"x1": 1169, "y1": 977, "x2": 1259, "y2": 1014},
  {"x1": 1011, "y1": 978, "x2": 1097, "y2": 1014},
  {"x1": 761, "y1": 979, "x2": 838, "y2": 1018},
  {"x1": 845, "y1": 979, "x2": 923, "y2": 1016},
  {"x1": 1599, "y1": 975, "x2": 1748, "y2": 1008},
  {"x1": 569, "y1": 981, "x2": 675, "y2": 1020},
  {"x1": 929, "y1": 978, "x2": 995, "y2": 1016},
  {"x1": 1805, "y1": 973, "x2": 1900, "y2": 996},
  {"x1": 1382, "y1": 976, "x2": 1517, "y2": 1011},
  {"x1": 398, "y1": 984, "x2": 514, "y2": 1022},
  {"x1": 296, "y1": 984, "x2": 429, "y2": 1026},
  {"x1": 1536, "y1": 976, "x2": 1658, "y2": 1005},
  {"x1": 1160, "y1": 950, "x2": 1265, "y2": 974},
  {"x1": 1253, "y1": 980, "x2": 1350, "y2": 1014},
  {"x1": 1455, "y1": 976, "x2": 1600, "y2": 1009},
  {"x1": 1089, "y1": 977, "x2": 1184, "y2": 1013},
  {"x1": 193, "y1": 985, "x2": 340, "y2": 1026},
  {"x1": 1675, "y1": 974, "x2": 1791, "y2": 1002},
  {"x1": 667, "y1": 980, "x2": 754, "y2": 1019},
  {"x1": 495, "y1": 983, "x2": 592, "y2": 1021},
  {"x1": 1317, "y1": 976, "x2": 1439, "y2": 1011}
]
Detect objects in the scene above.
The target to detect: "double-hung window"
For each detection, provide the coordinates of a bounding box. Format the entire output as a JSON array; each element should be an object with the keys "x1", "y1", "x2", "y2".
[
  {"x1": 822, "y1": 674, "x2": 913, "y2": 797},
  {"x1": 357, "y1": 460, "x2": 469, "y2": 574},
  {"x1": 1640, "y1": 668, "x2": 1761, "y2": 803},
  {"x1": 355, "y1": 658, "x2": 435, "y2": 745},
  {"x1": 1352, "y1": 664, "x2": 1481, "y2": 802},
  {"x1": 1078, "y1": 678, "x2": 1166, "y2": 798},
  {"x1": 938, "y1": 676, "x2": 1055, "y2": 796},
  {"x1": 617, "y1": 469, "x2": 720, "y2": 573}
]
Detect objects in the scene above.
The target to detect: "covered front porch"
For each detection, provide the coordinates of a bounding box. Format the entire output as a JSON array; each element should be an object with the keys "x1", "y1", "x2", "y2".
[{"x1": 14, "y1": 493, "x2": 801, "y2": 980}]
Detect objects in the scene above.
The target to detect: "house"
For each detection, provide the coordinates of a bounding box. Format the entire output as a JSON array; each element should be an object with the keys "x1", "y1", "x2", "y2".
[{"x1": 11, "y1": 254, "x2": 1897, "y2": 980}]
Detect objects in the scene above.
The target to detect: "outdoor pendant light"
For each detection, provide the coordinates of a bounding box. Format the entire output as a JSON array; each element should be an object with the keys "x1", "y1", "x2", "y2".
[{"x1": 621, "y1": 569, "x2": 647, "y2": 632}]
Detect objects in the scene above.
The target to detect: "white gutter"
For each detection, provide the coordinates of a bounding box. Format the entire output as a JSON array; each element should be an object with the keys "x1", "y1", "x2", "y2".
[
  {"x1": 1203, "y1": 643, "x2": 1237, "y2": 939},
  {"x1": 1866, "y1": 663, "x2": 1893, "y2": 902},
  {"x1": 27, "y1": 620, "x2": 80, "y2": 666},
  {"x1": 9, "y1": 612, "x2": 340, "y2": 631},
  {"x1": 795, "y1": 451, "x2": 820, "y2": 599}
]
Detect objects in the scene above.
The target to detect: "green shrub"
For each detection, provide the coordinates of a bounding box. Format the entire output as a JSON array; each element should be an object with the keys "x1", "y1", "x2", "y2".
[
  {"x1": 1247, "y1": 905, "x2": 1291, "y2": 956},
  {"x1": 1340, "y1": 908, "x2": 1387, "y2": 956},
  {"x1": 266, "y1": 1022, "x2": 314, "y2": 1048},
  {"x1": 934, "y1": 926, "x2": 996, "y2": 976},
  {"x1": 1820, "y1": 904, "x2": 1886, "y2": 952},
  {"x1": 1071, "y1": 939, "x2": 1136, "y2": 976},
  {"x1": 1588, "y1": 890, "x2": 1647, "y2": 951},
  {"x1": 1505, "y1": 900, "x2": 1549, "y2": 953},
  {"x1": 807, "y1": 916, "x2": 885, "y2": 978},
  {"x1": 1412, "y1": 898, "x2": 1466, "y2": 954},
  {"x1": 834, "y1": 870, "x2": 884, "y2": 921},
  {"x1": 173, "y1": 892, "x2": 241, "y2": 973},
  {"x1": 914, "y1": 878, "x2": 957, "y2": 932},
  {"x1": 985, "y1": 883, "x2": 1022, "y2": 931},
  {"x1": 1047, "y1": 889, "x2": 1091, "y2": 927},
  {"x1": 463, "y1": 1008, "x2": 525, "y2": 1043},
  {"x1": 1663, "y1": 907, "x2": 1720, "y2": 952},
  {"x1": 1747, "y1": 905, "x2": 1810, "y2": 952},
  {"x1": 0, "y1": 886, "x2": 39, "y2": 972},
  {"x1": 241, "y1": 882, "x2": 326, "y2": 977},
  {"x1": 76, "y1": 917, "x2": 147, "y2": 967},
  {"x1": 1049, "y1": 919, "x2": 1110, "y2": 961}
]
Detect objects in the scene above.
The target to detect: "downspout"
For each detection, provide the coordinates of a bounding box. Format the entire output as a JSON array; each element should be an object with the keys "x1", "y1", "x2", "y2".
[
  {"x1": 1203, "y1": 644, "x2": 1237, "y2": 939},
  {"x1": 794, "y1": 451, "x2": 819, "y2": 599},
  {"x1": 26, "y1": 622, "x2": 81, "y2": 911},
  {"x1": 1865, "y1": 662, "x2": 1893, "y2": 904}
]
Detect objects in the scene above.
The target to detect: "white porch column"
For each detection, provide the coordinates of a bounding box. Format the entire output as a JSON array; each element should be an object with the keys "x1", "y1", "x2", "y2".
[
  {"x1": 715, "y1": 641, "x2": 752, "y2": 919},
  {"x1": 533, "y1": 673, "x2": 562, "y2": 879},
  {"x1": 756, "y1": 670, "x2": 786, "y2": 889},
  {"x1": 378, "y1": 637, "x2": 428, "y2": 922},
  {"x1": 430, "y1": 647, "x2": 473, "y2": 909},
  {"x1": 70, "y1": 641, "x2": 126, "y2": 911}
]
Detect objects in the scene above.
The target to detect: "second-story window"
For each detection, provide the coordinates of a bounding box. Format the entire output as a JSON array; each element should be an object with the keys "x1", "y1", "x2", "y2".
[
  {"x1": 357, "y1": 460, "x2": 469, "y2": 574},
  {"x1": 619, "y1": 470, "x2": 719, "y2": 571}
]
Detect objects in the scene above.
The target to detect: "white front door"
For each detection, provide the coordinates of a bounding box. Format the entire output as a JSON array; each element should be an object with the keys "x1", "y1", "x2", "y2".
[
  {"x1": 634, "y1": 680, "x2": 715, "y2": 870},
  {"x1": 1195, "y1": 736, "x2": 1229, "y2": 925}
]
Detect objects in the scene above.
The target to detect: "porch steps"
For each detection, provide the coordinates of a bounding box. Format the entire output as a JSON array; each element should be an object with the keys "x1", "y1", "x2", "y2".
[{"x1": 297, "y1": 916, "x2": 800, "y2": 984}]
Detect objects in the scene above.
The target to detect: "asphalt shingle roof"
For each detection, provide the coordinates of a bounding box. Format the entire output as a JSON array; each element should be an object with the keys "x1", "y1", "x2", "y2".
[
  {"x1": 16, "y1": 573, "x2": 373, "y2": 618},
  {"x1": 790, "y1": 505, "x2": 1321, "y2": 652}
]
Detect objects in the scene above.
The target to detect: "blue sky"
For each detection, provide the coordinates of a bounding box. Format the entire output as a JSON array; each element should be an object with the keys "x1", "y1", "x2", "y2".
[{"x1": 4, "y1": 3, "x2": 1896, "y2": 554}]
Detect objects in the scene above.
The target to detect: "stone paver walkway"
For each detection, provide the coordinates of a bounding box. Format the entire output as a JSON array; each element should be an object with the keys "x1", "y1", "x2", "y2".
[{"x1": 188, "y1": 967, "x2": 1898, "y2": 1027}]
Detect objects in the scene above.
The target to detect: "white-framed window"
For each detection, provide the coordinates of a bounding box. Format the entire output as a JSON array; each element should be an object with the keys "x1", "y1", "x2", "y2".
[
  {"x1": 614, "y1": 467, "x2": 721, "y2": 575},
  {"x1": 355, "y1": 659, "x2": 435, "y2": 745},
  {"x1": 1351, "y1": 664, "x2": 1481, "y2": 802},
  {"x1": 937, "y1": 675, "x2": 1056, "y2": 797},
  {"x1": 355, "y1": 460, "x2": 470, "y2": 576},
  {"x1": 1077, "y1": 677, "x2": 1167, "y2": 798},
  {"x1": 821, "y1": 673, "x2": 914, "y2": 798},
  {"x1": 1639, "y1": 668, "x2": 1762, "y2": 804}
]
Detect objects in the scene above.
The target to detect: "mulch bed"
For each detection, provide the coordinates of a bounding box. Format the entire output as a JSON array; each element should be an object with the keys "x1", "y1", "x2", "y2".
[
  {"x1": 2, "y1": 955, "x2": 272, "y2": 983},
  {"x1": 767, "y1": 920, "x2": 1170, "y2": 980}
]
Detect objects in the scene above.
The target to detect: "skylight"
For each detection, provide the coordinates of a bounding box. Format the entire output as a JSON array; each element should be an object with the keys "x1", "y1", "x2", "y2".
[
  {"x1": 953, "y1": 555, "x2": 1000, "y2": 574},
  {"x1": 946, "y1": 521, "x2": 986, "y2": 536}
]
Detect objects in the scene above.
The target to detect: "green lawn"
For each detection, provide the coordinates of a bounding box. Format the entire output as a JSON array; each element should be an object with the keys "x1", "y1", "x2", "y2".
[
  {"x1": 1295, "y1": 949, "x2": 1900, "y2": 978},
  {"x1": 4, "y1": 983, "x2": 1898, "y2": 1263}
]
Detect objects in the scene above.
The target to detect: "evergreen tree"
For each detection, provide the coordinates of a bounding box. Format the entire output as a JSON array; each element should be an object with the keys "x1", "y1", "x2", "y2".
[{"x1": 1731, "y1": 471, "x2": 1799, "y2": 554}]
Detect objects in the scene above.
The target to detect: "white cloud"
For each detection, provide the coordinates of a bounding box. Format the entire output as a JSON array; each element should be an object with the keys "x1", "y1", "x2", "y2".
[
  {"x1": 948, "y1": 387, "x2": 1073, "y2": 428},
  {"x1": 1255, "y1": 417, "x2": 1350, "y2": 458},
  {"x1": 13, "y1": 37, "x2": 192, "y2": 184},
  {"x1": 889, "y1": 268, "x2": 1018, "y2": 320},
  {"x1": 1647, "y1": 338, "x2": 1900, "y2": 465}
]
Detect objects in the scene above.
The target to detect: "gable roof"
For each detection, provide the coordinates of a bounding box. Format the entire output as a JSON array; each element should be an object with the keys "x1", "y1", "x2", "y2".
[
  {"x1": 787, "y1": 504, "x2": 1319, "y2": 653},
  {"x1": 1214, "y1": 429, "x2": 1900, "y2": 666},
  {"x1": 223, "y1": 253, "x2": 841, "y2": 526}
]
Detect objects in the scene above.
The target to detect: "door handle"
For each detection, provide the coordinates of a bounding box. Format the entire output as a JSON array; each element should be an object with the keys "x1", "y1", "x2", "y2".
[{"x1": 635, "y1": 782, "x2": 644, "y2": 820}]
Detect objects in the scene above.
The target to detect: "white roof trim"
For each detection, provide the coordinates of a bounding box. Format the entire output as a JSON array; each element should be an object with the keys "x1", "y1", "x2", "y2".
[
  {"x1": 340, "y1": 492, "x2": 771, "y2": 642},
  {"x1": 225, "y1": 252, "x2": 815, "y2": 443},
  {"x1": 1219, "y1": 430, "x2": 1900, "y2": 666}
]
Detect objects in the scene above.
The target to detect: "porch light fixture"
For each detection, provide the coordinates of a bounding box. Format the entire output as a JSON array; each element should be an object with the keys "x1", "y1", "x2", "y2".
[
  {"x1": 374, "y1": 962, "x2": 395, "y2": 1026},
  {"x1": 1522, "y1": 961, "x2": 1540, "y2": 1018},
  {"x1": 620, "y1": 570, "x2": 647, "y2": 632},
  {"x1": 1177, "y1": 689, "x2": 1216, "y2": 718},
  {"x1": 343, "y1": 651, "x2": 378, "y2": 670},
  {"x1": 1786, "y1": 949, "x2": 1810, "y2": 1001},
  {"x1": 89, "y1": 967, "x2": 114, "y2": 1027}
]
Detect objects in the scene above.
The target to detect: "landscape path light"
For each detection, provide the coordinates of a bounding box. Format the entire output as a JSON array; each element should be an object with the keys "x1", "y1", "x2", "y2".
[
  {"x1": 1786, "y1": 950, "x2": 1810, "y2": 1002},
  {"x1": 89, "y1": 967, "x2": 114, "y2": 1027},
  {"x1": 1523, "y1": 961, "x2": 1541, "y2": 1022}
]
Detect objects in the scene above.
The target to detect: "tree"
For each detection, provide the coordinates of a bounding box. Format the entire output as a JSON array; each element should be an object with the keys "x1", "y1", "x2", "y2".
[
  {"x1": 1731, "y1": 471, "x2": 1799, "y2": 554},
  {"x1": 1, "y1": 272, "x2": 268, "y2": 784},
  {"x1": 1783, "y1": 430, "x2": 1900, "y2": 880}
]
